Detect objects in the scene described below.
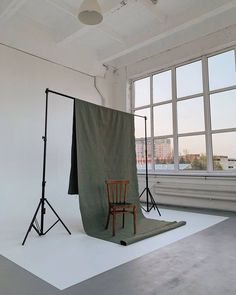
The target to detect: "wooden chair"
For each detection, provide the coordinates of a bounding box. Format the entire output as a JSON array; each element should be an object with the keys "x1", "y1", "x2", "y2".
[{"x1": 105, "y1": 180, "x2": 136, "y2": 236}]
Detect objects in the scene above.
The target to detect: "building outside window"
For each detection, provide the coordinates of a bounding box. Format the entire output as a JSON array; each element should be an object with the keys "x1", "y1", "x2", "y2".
[{"x1": 132, "y1": 48, "x2": 236, "y2": 173}]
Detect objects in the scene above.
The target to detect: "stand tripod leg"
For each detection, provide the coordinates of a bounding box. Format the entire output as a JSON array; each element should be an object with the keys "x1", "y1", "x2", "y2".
[
  {"x1": 139, "y1": 188, "x2": 145, "y2": 198},
  {"x1": 22, "y1": 200, "x2": 42, "y2": 245},
  {"x1": 139, "y1": 187, "x2": 161, "y2": 215},
  {"x1": 139, "y1": 187, "x2": 151, "y2": 212},
  {"x1": 45, "y1": 199, "x2": 71, "y2": 235},
  {"x1": 147, "y1": 188, "x2": 161, "y2": 216},
  {"x1": 139, "y1": 188, "x2": 147, "y2": 211}
]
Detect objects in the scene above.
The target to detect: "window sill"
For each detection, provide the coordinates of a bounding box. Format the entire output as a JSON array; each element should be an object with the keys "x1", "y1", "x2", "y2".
[{"x1": 137, "y1": 171, "x2": 236, "y2": 178}]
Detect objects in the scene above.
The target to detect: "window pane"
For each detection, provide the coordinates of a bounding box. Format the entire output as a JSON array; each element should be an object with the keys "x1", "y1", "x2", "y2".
[
  {"x1": 153, "y1": 70, "x2": 172, "y2": 103},
  {"x1": 212, "y1": 132, "x2": 236, "y2": 171},
  {"x1": 208, "y1": 50, "x2": 236, "y2": 91},
  {"x1": 210, "y1": 89, "x2": 236, "y2": 130},
  {"x1": 154, "y1": 103, "x2": 173, "y2": 136},
  {"x1": 135, "y1": 138, "x2": 152, "y2": 171},
  {"x1": 176, "y1": 61, "x2": 203, "y2": 98},
  {"x1": 177, "y1": 97, "x2": 205, "y2": 134},
  {"x1": 154, "y1": 138, "x2": 174, "y2": 170},
  {"x1": 134, "y1": 108, "x2": 151, "y2": 138},
  {"x1": 178, "y1": 135, "x2": 206, "y2": 170},
  {"x1": 134, "y1": 77, "x2": 150, "y2": 108}
]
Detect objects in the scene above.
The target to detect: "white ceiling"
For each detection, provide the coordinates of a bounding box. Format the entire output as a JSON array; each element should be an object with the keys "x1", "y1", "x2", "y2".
[{"x1": 0, "y1": 0, "x2": 236, "y2": 75}]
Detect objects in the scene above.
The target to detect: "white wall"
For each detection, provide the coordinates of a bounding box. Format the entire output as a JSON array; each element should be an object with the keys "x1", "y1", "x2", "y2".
[
  {"x1": 0, "y1": 44, "x2": 113, "y2": 231},
  {"x1": 111, "y1": 26, "x2": 236, "y2": 212}
]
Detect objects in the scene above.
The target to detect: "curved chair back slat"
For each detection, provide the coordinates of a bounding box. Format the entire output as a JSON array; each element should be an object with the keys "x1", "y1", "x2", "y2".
[{"x1": 105, "y1": 180, "x2": 129, "y2": 204}]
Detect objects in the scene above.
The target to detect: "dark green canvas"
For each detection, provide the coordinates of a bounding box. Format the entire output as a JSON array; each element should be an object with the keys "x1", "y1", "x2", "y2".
[{"x1": 68, "y1": 99, "x2": 186, "y2": 245}]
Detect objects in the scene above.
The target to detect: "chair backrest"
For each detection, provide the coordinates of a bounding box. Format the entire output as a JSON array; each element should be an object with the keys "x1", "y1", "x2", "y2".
[{"x1": 105, "y1": 180, "x2": 129, "y2": 204}]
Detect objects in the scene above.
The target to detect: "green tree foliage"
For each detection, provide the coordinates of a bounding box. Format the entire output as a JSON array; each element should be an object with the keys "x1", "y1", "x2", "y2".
[
  {"x1": 191, "y1": 154, "x2": 207, "y2": 170},
  {"x1": 158, "y1": 154, "x2": 223, "y2": 170},
  {"x1": 213, "y1": 160, "x2": 223, "y2": 170}
]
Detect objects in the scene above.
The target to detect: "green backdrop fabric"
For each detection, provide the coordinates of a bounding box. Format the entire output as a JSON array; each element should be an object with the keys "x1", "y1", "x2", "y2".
[{"x1": 68, "y1": 99, "x2": 186, "y2": 245}]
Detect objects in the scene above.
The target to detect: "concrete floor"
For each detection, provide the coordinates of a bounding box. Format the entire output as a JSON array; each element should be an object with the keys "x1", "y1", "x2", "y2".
[{"x1": 1, "y1": 210, "x2": 236, "y2": 295}]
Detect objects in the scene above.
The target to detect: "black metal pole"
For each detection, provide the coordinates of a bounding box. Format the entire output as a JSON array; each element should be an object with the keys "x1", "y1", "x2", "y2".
[
  {"x1": 139, "y1": 116, "x2": 161, "y2": 215},
  {"x1": 22, "y1": 88, "x2": 71, "y2": 245},
  {"x1": 40, "y1": 88, "x2": 49, "y2": 234},
  {"x1": 144, "y1": 116, "x2": 149, "y2": 212},
  {"x1": 47, "y1": 89, "x2": 76, "y2": 101}
]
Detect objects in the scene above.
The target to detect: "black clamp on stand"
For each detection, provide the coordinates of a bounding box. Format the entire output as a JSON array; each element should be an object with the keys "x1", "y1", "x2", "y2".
[
  {"x1": 22, "y1": 89, "x2": 71, "y2": 245},
  {"x1": 138, "y1": 116, "x2": 161, "y2": 215}
]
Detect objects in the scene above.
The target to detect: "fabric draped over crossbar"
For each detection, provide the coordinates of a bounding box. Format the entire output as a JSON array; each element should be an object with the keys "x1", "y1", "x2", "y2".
[{"x1": 68, "y1": 99, "x2": 186, "y2": 245}]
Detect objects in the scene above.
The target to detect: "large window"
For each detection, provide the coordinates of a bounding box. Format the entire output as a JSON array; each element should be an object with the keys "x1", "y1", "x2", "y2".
[{"x1": 132, "y1": 48, "x2": 236, "y2": 173}]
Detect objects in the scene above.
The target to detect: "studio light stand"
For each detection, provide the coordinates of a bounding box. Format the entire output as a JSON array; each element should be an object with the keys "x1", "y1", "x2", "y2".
[
  {"x1": 22, "y1": 89, "x2": 72, "y2": 245},
  {"x1": 22, "y1": 88, "x2": 160, "y2": 245},
  {"x1": 138, "y1": 116, "x2": 161, "y2": 215}
]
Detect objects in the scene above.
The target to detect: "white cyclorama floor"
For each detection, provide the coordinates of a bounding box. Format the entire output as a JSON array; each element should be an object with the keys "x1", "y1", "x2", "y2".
[{"x1": 0, "y1": 207, "x2": 227, "y2": 290}]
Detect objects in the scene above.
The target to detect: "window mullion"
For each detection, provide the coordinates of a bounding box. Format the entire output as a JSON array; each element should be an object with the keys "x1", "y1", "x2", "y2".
[
  {"x1": 235, "y1": 47, "x2": 236, "y2": 71},
  {"x1": 150, "y1": 75, "x2": 155, "y2": 172},
  {"x1": 202, "y1": 56, "x2": 213, "y2": 172},
  {"x1": 172, "y1": 67, "x2": 179, "y2": 171}
]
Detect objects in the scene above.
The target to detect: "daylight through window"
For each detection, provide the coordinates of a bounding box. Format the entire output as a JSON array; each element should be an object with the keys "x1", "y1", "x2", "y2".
[{"x1": 132, "y1": 48, "x2": 236, "y2": 173}]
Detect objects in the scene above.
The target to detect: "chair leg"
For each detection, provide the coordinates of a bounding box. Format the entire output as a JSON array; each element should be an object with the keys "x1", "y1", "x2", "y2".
[
  {"x1": 133, "y1": 206, "x2": 136, "y2": 235},
  {"x1": 112, "y1": 208, "x2": 116, "y2": 236},
  {"x1": 105, "y1": 210, "x2": 110, "y2": 230},
  {"x1": 122, "y1": 209, "x2": 125, "y2": 228}
]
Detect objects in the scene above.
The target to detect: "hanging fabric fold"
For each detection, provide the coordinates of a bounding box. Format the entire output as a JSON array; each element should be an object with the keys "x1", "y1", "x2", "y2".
[{"x1": 68, "y1": 99, "x2": 186, "y2": 245}]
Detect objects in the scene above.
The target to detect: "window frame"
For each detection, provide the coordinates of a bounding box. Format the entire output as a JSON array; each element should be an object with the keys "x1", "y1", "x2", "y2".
[{"x1": 131, "y1": 46, "x2": 236, "y2": 176}]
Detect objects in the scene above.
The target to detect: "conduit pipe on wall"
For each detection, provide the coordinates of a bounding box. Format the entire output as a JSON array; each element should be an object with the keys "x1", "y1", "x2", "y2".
[{"x1": 94, "y1": 76, "x2": 106, "y2": 106}]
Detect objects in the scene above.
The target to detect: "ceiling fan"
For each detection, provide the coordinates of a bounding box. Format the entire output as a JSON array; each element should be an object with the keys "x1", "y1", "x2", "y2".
[{"x1": 78, "y1": 0, "x2": 159, "y2": 26}]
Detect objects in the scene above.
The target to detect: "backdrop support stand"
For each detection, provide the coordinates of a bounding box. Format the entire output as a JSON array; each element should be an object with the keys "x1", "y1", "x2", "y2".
[
  {"x1": 139, "y1": 116, "x2": 161, "y2": 215},
  {"x1": 22, "y1": 88, "x2": 71, "y2": 246},
  {"x1": 22, "y1": 88, "x2": 161, "y2": 245}
]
